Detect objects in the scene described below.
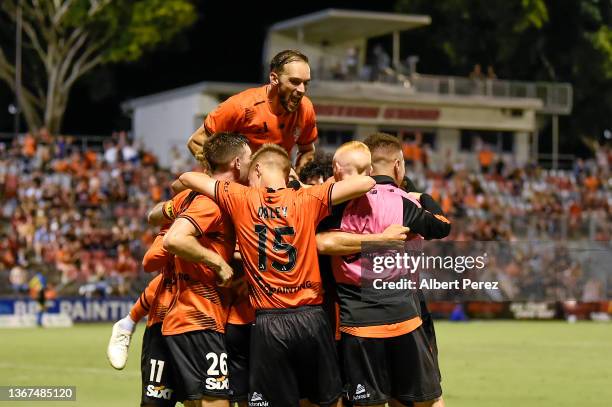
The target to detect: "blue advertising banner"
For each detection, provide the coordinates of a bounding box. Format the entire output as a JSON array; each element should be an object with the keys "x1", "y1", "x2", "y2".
[{"x1": 0, "y1": 298, "x2": 136, "y2": 322}]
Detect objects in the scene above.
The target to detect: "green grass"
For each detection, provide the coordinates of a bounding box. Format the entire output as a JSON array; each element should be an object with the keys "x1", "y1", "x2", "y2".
[{"x1": 0, "y1": 321, "x2": 611, "y2": 406}]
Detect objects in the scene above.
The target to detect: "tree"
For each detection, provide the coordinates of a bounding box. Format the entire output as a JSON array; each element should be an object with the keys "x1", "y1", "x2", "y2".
[
  {"x1": 0, "y1": 0, "x2": 197, "y2": 133},
  {"x1": 395, "y1": 0, "x2": 612, "y2": 152}
]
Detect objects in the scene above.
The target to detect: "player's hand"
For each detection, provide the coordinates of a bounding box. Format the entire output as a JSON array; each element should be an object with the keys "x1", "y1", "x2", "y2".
[
  {"x1": 230, "y1": 276, "x2": 249, "y2": 298},
  {"x1": 382, "y1": 224, "x2": 410, "y2": 241},
  {"x1": 215, "y1": 261, "x2": 234, "y2": 287}
]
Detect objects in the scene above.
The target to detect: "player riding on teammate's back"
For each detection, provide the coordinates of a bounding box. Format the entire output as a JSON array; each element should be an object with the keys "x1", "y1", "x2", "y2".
[{"x1": 188, "y1": 50, "x2": 317, "y2": 171}]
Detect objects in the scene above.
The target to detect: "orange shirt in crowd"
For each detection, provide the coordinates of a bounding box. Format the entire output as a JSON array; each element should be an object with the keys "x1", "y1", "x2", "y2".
[
  {"x1": 23, "y1": 134, "x2": 36, "y2": 157},
  {"x1": 584, "y1": 175, "x2": 599, "y2": 191},
  {"x1": 204, "y1": 85, "x2": 317, "y2": 155},
  {"x1": 214, "y1": 180, "x2": 333, "y2": 310},
  {"x1": 402, "y1": 143, "x2": 422, "y2": 162},
  {"x1": 479, "y1": 150, "x2": 494, "y2": 167}
]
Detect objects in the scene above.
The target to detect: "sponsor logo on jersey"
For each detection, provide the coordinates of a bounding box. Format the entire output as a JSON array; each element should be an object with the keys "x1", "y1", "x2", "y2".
[
  {"x1": 146, "y1": 385, "x2": 174, "y2": 400},
  {"x1": 249, "y1": 392, "x2": 269, "y2": 406},
  {"x1": 205, "y1": 375, "x2": 229, "y2": 390}
]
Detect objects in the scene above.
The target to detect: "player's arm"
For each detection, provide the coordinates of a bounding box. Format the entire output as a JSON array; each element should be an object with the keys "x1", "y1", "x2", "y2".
[
  {"x1": 403, "y1": 198, "x2": 451, "y2": 239},
  {"x1": 147, "y1": 202, "x2": 168, "y2": 226},
  {"x1": 171, "y1": 178, "x2": 189, "y2": 194},
  {"x1": 163, "y1": 217, "x2": 233, "y2": 284},
  {"x1": 416, "y1": 193, "x2": 445, "y2": 215},
  {"x1": 317, "y1": 224, "x2": 410, "y2": 255},
  {"x1": 187, "y1": 124, "x2": 210, "y2": 160},
  {"x1": 330, "y1": 175, "x2": 376, "y2": 205},
  {"x1": 177, "y1": 171, "x2": 216, "y2": 200},
  {"x1": 142, "y1": 234, "x2": 171, "y2": 272},
  {"x1": 296, "y1": 143, "x2": 315, "y2": 173}
]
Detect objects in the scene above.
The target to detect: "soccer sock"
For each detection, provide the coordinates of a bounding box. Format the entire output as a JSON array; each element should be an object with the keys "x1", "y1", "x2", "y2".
[
  {"x1": 118, "y1": 315, "x2": 136, "y2": 332},
  {"x1": 128, "y1": 295, "x2": 149, "y2": 324}
]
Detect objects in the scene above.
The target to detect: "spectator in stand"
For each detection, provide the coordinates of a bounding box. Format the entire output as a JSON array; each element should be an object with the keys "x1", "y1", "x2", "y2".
[
  {"x1": 487, "y1": 65, "x2": 497, "y2": 79},
  {"x1": 478, "y1": 144, "x2": 495, "y2": 173}
]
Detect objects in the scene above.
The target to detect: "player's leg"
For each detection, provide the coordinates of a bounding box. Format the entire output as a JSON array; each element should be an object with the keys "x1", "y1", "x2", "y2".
[
  {"x1": 294, "y1": 307, "x2": 344, "y2": 407},
  {"x1": 249, "y1": 310, "x2": 301, "y2": 406},
  {"x1": 107, "y1": 290, "x2": 149, "y2": 369},
  {"x1": 164, "y1": 330, "x2": 229, "y2": 407},
  {"x1": 339, "y1": 332, "x2": 389, "y2": 407},
  {"x1": 387, "y1": 326, "x2": 443, "y2": 407},
  {"x1": 225, "y1": 323, "x2": 250, "y2": 407},
  {"x1": 141, "y1": 323, "x2": 180, "y2": 407}
]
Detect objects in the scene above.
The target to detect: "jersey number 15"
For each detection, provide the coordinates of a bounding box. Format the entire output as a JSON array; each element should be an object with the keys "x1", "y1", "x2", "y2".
[{"x1": 254, "y1": 225, "x2": 297, "y2": 272}]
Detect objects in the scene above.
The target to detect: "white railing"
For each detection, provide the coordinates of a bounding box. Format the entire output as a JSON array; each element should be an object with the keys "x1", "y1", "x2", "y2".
[{"x1": 410, "y1": 74, "x2": 572, "y2": 114}]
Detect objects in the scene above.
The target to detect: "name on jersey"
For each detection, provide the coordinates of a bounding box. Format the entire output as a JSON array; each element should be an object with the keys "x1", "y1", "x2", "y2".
[{"x1": 257, "y1": 206, "x2": 288, "y2": 219}]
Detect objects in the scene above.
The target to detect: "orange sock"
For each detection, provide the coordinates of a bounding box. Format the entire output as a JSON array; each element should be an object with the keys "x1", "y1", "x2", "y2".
[{"x1": 128, "y1": 291, "x2": 150, "y2": 323}]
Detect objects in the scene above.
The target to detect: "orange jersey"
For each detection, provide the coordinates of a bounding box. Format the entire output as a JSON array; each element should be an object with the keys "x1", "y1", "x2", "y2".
[
  {"x1": 161, "y1": 194, "x2": 235, "y2": 336},
  {"x1": 215, "y1": 180, "x2": 334, "y2": 310},
  {"x1": 204, "y1": 85, "x2": 317, "y2": 154},
  {"x1": 140, "y1": 233, "x2": 177, "y2": 326},
  {"x1": 162, "y1": 189, "x2": 200, "y2": 222}
]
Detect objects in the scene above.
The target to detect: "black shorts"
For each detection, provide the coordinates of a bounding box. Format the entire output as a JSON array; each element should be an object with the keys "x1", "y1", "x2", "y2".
[
  {"x1": 341, "y1": 326, "x2": 442, "y2": 405},
  {"x1": 226, "y1": 323, "x2": 251, "y2": 402},
  {"x1": 164, "y1": 329, "x2": 229, "y2": 400},
  {"x1": 249, "y1": 306, "x2": 343, "y2": 407},
  {"x1": 141, "y1": 324, "x2": 179, "y2": 407}
]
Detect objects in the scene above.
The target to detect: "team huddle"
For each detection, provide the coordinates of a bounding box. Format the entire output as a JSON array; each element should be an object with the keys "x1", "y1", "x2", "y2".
[{"x1": 106, "y1": 50, "x2": 451, "y2": 407}]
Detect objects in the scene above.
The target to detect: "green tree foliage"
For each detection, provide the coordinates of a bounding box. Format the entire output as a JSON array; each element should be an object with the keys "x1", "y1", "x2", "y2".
[
  {"x1": 0, "y1": 0, "x2": 197, "y2": 133},
  {"x1": 396, "y1": 0, "x2": 612, "y2": 149}
]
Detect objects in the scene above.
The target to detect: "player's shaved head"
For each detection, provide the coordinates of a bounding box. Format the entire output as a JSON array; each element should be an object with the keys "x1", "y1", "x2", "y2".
[
  {"x1": 249, "y1": 143, "x2": 292, "y2": 180},
  {"x1": 363, "y1": 133, "x2": 405, "y2": 184},
  {"x1": 332, "y1": 141, "x2": 372, "y2": 180}
]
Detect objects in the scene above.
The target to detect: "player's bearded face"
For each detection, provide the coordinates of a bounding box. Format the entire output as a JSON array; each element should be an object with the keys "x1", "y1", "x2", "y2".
[{"x1": 276, "y1": 61, "x2": 310, "y2": 113}]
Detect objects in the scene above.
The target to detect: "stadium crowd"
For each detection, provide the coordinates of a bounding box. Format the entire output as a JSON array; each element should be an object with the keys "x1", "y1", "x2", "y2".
[
  {"x1": 0, "y1": 129, "x2": 194, "y2": 297},
  {"x1": 0, "y1": 128, "x2": 610, "y2": 298}
]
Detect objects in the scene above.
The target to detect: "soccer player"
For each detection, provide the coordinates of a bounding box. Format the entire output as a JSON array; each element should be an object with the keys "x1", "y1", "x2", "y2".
[
  {"x1": 107, "y1": 188, "x2": 202, "y2": 371},
  {"x1": 317, "y1": 139, "x2": 450, "y2": 407},
  {"x1": 138, "y1": 234, "x2": 180, "y2": 407},
  {"x1": 161, "y1": 133, "x2": 253, "y2": 407},
  {"x1": 187, "y1": 50, "x2": 316, "y2": 171},
  {"x1": 177, "y1": 143, "x2": 376, "y2": 407}
]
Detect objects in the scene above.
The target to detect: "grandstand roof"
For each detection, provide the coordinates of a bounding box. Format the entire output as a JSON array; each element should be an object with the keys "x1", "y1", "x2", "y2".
[
  {"x1": 268, "y1": 9, "x2": 431, "y2": 44},
  {"x1": 121, "y1": 81, "x2": 258, "y2": 111}
]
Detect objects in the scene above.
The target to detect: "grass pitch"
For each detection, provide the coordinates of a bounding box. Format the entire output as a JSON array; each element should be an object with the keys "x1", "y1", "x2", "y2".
[{"x1": 0, "y1": 321, "x2": 611, "y2": 406}]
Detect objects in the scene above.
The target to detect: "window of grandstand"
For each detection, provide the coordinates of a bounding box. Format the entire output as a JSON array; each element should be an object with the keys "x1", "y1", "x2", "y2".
[
  {"x1": 317, "y1": 126, "x2": 356, "y2": 150},
  {"x1": 460, "y1": 130, "x2": 514, "y2": 153},
  {"x1": 381, "y1": 129, "x2": 436, "y2": 149}
]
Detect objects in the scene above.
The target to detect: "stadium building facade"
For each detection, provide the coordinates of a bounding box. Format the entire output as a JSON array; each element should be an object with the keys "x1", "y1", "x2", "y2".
[{"x1": 122, "y1": 9, "x2": 572, "y2": 169}]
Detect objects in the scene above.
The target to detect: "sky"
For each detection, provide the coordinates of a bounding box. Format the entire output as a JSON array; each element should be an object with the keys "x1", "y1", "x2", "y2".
[{"x1": 0, "y1": 0, "x2": 398, "y2": 134}]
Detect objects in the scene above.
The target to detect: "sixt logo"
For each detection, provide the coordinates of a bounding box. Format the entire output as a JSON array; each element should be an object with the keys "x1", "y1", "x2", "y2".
[
  {"x1": 206, "y1": 375, "x2": 229, "y2": 390},
  {"x1": 146, "y1": 385, "x2": 174, "y2": 400}
]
